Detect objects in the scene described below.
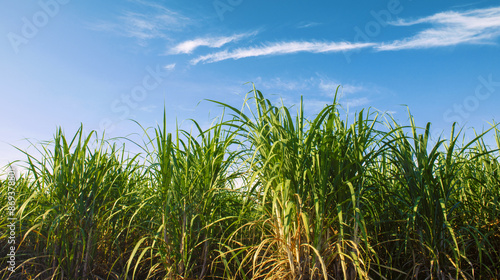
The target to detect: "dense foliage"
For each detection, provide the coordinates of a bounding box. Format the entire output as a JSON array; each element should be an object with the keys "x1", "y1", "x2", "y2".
[{"x1": 1, "y1": 87, "x2": 499, "y2": 279}]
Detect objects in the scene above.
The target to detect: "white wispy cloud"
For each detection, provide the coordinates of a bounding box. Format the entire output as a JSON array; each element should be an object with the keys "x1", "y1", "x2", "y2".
[
  {"x1": 261, "y1": 77, "x2": 313, "y2": 92},
  {"x1": 247, "y1": 76, "x2": 372, "y2": 110},
  {"x1": 297, "y1": 22, "x2": 322, "y2": 29},
  {"x1": 314, "y1": 77, "x2": 383, "y2": 108},
  {"x1": 271, "y1": 96, "x2": 368, "y2": 117},
  {"x1": 320, "y1": 82, "x2": 371, "y2": 108},
  {"x1": 190, "y1": 41, "x2": 375, "y2": 64},
  {"x1": 319, "y1": 80, "x2": 365, "y2": 96},
  {"x1": 138, "y1": 105, "x2": 156, "y2": 112},
  {"x1": 377, "y1": 6, "x2": 500, "y2": 51},
  {"x1": 164, "y1": 63, "x2": 176, "y2": 71},
  {"x1": 345, "y1": 97, "x2": 370, "y2": 108},
  {"x1": 89, "y1": 3, "x2": 190, "y2": 43},
  {"x1": 254, "y1": 76, "x2": 368, "y2": 98},
  {"x1": 170, "y1": 31, "x2": 259, "y2": 54},
  {"x1": 303, "y1": 99, "x2": 338, "y2": 112},
  {"x1": 303, "y1": 97, "x2": 369, "y2": 110},
  {"x1": 383, "y1": 110, "x2": 397, "y2": 115}
]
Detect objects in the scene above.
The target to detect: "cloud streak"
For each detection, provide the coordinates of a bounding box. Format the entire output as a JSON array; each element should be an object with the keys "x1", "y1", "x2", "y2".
[
  {"x1": 164, "y1": 63, "x2": 176, "y2": 71},
  {"x1": 89, "y1": 3, "x2": 190, "y2": 44},
  {"x1": 190, "y1": 41, "x2": 375, "y2": 64},
  {"x1": 159, "y1": 6, "x2": 500, "y2": 65},
  {"x1": 319, "y1": 80, "x2": 365, "y2": 96},
  {"x1": 377, "y1": 6, "x2": 500, "y2": 50},
  {"x1": 170, "y1": 31, "x2": 258, "y2": 54},
  {"x1": 297, "y1": 22, "x2": 322, "y2": 29}
]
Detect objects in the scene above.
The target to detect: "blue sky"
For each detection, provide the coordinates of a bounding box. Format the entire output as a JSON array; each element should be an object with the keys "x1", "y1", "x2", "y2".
[{"x1": 1, "y1": 0, "x2": 500, "y2": 170}]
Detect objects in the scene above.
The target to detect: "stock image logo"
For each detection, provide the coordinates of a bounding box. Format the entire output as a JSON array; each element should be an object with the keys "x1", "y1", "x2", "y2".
[{"x1": 7, "y1": 0, "x2": 70, "y2": 54}]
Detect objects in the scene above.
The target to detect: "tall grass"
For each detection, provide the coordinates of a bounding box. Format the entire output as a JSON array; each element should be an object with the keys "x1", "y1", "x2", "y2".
[{"x1": 1, "y1": 87, "x2": 499, "y2": 279}]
